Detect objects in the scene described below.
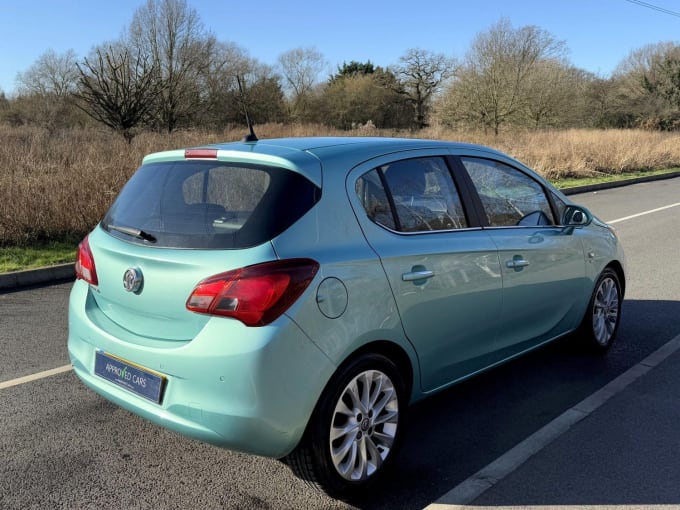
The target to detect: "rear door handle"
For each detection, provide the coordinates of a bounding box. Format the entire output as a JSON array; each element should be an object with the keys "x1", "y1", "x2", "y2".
[
  {"x1": 506, "y1": 257, "x2": 530, "y2": 269},
  {"x1": 402, "y1": 270, "x2": 435, "y2": 282}
]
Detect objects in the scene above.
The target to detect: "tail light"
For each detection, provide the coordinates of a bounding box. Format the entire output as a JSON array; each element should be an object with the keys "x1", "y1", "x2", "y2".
[
  {"x1": 75, "y1": 235, "x2": 98, "y2": 286},
  {"x1": 186, "y1": 259, "x2": 319, "y2": 327}
]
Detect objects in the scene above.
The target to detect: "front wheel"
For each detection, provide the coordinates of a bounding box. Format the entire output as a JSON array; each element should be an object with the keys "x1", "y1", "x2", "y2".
[
  {"x1": 287, "y1": 353, "x2": 407, "y2": 498},
  {"x1": 580, "y1": 268, "x2": 622, "y2": 352}
]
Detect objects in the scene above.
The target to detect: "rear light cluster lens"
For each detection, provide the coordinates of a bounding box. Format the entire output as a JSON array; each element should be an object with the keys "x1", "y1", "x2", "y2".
[
  {"x1": 186, "y1": 259, "x2": 319, "y2": 327},
  {"x1": 75, "y1": 235, "x2": 98, "y2": 286}
]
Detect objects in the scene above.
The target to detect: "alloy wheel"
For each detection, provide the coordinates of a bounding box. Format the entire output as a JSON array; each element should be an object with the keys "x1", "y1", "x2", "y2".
[
  {"x1": 592, "y1": 276, "x2": 620, "y2": 346},
  {"x1": 329, "y1": 369, "x2": 399, "y2": 481}
]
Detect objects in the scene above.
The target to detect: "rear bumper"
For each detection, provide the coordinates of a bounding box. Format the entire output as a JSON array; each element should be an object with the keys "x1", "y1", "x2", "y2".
[{"x1": 67, "y1": 280, "x2": 335, "y2": 458}]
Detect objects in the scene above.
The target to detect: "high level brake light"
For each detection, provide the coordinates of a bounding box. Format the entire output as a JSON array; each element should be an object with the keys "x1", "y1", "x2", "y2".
[
  {"x1": 185, "y1": 148, "x2": 218, "y2": 159},
  {"x1": 186, "y1": 259, "x2": 319, "y2": 327},
  {"x1": 75, "y1": 235, "x2": 98, "y2": 286}
]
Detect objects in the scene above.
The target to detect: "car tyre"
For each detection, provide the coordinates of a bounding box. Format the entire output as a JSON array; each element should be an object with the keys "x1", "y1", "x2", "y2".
[
  {"x1": 579, "y1": 268, "x2": 622, "y2": 352},
  {"x1": 287, "y1": 353, "x2": 407, "y2": 498}
]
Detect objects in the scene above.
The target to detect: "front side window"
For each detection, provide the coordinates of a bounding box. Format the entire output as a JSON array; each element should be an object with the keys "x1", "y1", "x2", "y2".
[
  {"x1": 461, "y1": 157, "x2": 554, "y2": 227},
  {"x1": 356, "y1": 157, "x2": 468, "y2": 233},
  {"x1": 103, "y1": 161, "x2": 319, "y2": 249}
]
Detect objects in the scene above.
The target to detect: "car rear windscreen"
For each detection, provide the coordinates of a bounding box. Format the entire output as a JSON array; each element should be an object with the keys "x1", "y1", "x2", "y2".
[{"x1": 102, "y1": 161, "x2": 320, "y2": 249}]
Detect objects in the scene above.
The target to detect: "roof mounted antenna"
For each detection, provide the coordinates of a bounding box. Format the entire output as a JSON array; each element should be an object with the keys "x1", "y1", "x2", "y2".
[{"x1": 237, "y1": 75, "x2": 258, "y2": 143}]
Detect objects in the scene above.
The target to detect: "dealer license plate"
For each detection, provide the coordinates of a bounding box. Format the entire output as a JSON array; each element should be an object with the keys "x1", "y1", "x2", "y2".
[{"x1": 94, "y1": 351, "x2": 166, "y2": 404}]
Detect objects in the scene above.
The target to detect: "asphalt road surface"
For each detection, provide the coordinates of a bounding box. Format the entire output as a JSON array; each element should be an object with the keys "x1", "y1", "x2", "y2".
[{"x1": 1, "y1": 177, "x2": 679, "y2": 510}]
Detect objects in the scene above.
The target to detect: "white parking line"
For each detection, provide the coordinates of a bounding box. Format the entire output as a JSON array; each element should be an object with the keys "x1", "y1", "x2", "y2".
[
  {"x1": 607, "y1": 202, "x2": 680, "y2": 224},
  {"x1": 426, "y1": 507, "x2": 680, "y2": 510},
  {"x1": 0, "y1": 364, "x2": 72, "y2": 390},
  {"x1": 423, "y1": 333, "x2": 680, "y2": 509}
]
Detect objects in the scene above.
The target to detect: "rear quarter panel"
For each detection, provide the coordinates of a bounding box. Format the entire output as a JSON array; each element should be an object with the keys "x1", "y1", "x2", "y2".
[{"x1": 271, "y1": 151, "x2": 422, "y2": 400}]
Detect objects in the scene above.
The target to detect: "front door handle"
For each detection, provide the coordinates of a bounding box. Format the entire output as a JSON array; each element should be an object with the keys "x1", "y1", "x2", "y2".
[{"x1": 402, "y1": 269, "x2": 435, "y2": 282}]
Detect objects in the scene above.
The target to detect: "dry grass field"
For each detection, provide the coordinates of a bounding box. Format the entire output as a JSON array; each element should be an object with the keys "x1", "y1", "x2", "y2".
[{"x1": 2, "y1": 123, "x2": 680, "y2": 247}]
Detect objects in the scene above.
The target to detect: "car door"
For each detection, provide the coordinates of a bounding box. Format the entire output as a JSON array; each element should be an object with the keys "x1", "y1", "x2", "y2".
[
  {"x1": 349, "y1": 153, "x2": 503, "y2": 392},
  {"x1": 457, "y1": 156, "x2": 587, "y2": 356}
]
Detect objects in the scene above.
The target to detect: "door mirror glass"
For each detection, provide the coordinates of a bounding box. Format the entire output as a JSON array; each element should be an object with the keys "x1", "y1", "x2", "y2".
[{"x1": 562, "y1": 205, "x2": 592, "y2": 226}]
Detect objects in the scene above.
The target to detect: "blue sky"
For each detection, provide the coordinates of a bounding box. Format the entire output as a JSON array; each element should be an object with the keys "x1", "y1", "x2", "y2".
[{"x1": 2, "y1": 0, "x2": 680, "y2": 95}]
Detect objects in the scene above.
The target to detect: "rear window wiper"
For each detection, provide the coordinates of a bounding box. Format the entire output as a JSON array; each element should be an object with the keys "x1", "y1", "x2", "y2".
[{"x1": 107, "y1": 224, "x2": 157, "y2": 243}]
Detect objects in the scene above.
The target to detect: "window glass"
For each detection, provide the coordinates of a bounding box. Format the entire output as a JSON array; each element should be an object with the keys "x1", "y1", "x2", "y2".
[
  {"x1": 356, "y1": 157, "x2": 468, "y2": 233},
  {"x1": 461, "y1": 157, "x2": 554, "y2": 227},
  {"x1": 383, "y1": 157, "x2": 467, "y2": 232},
  {"x1": 103, "y1": 161, "x2": 318, "y2": 249},
  {"x1": 181, "y1": 166, "x2": 270, "y2": 210},
  {"x1": 355, "y1": 169, "x2": 396, "y2": 230}
]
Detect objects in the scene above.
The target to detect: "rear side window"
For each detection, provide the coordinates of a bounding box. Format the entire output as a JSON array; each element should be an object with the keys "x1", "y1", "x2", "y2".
[
  {"x1": 355, "y1": 169, "x2": 396, "y2": 230},
  {"x1": 356, "y1": 156, "x2": 468, "y2": 232},
  {"x1": 102, "y1": 161, "x2": 319, "y2": 249}
]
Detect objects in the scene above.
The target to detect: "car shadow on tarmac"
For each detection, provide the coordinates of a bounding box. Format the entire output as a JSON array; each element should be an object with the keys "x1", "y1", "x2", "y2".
[{"x1": 345, "y1": 299, "x2": 680, "y2": 510}]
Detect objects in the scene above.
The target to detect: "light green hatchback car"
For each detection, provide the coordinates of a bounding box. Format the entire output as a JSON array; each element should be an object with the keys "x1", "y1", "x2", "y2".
[{"x1": 68, "y1": 137, "x2": 625, "y2": 497}]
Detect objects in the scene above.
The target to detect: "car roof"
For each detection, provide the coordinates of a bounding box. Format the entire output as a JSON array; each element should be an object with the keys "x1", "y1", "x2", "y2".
[
  {"x1": 142, "y1": 137, "x2": 516, "y2": 188},
  {"x1": 209, "y1": 136, "x2": 497, "y2": 157}
]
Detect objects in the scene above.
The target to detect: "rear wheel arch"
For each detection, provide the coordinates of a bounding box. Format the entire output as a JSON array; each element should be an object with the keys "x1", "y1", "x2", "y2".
[
  {"x1": 297, "y1": 339, "x2": 417, "y2": 443},
  {"x1": 341, "y1": 340, "x2": 415, "y2": 399},
  {"x1": 286, "y1": 340, "x2": 415, "y2": 496}
]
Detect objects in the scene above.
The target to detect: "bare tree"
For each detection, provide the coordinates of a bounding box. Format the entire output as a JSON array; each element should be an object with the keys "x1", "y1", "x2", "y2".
[
  {"x1": 277, "y1": 47, "x2": 326, "y2": 121},
  {"x1": 0, "y1": 90, "x2": 8, "y2": 120},
  {"x1": 615, "y1": 42, "x2": 680, "y2": 129},
  {"x1": 199, "y1": 40, "x2": 251, "y2": 124},
  {"x1": 16, "y1": 49, "x2": 79, "y2": 97},
  {"x1": 126, "y1": 0, "x2": 211, "y2": 132},
  {"x1": 202, "y1": 40, "x2": 251, "y2": 91},
  {"x1": 198, "y1": 41, "x2": 286, "y2": 128},
  {"x1": 443, "y1": 18, "x2": 567, "y2": 134},
  {"x1": 12, "y1": 49, "x2": 82, "y2": 130},
  {"x1": 75, "y1": 47, "x2": 164, "y2": 142},
  {"x1": 393, "y1": 48, "x2": 456, "y2": 128},
  {"x1": 523, "y1": 61, "x2": 586, "y2": 128}
]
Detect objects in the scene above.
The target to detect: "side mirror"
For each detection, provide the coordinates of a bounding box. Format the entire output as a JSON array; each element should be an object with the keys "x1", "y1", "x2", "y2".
[{"x1": 562, "y1": 205, "x2": 592, "y2": 226}]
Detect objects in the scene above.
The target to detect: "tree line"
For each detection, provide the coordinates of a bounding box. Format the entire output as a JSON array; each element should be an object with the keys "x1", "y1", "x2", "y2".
[{"x1": 2, "y1": 1, "x2": 680, "y2": 140}]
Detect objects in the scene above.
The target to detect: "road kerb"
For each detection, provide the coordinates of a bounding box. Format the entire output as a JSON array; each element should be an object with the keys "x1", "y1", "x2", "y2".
[{"x1": 0, "y1": 263, "x2": 74, "y2": 291}]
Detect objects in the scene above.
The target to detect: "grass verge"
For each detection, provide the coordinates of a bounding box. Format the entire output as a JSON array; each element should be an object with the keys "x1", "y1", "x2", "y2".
[
  {"x1": 0, "y1": 241, "x2": 77, "y2": 273},
  {"x1": 553, "y1": 167, "x2": 680, "y2": 189},
  {"x1": 2, "y1": 167, "x2": 679, "y2": 274}
]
